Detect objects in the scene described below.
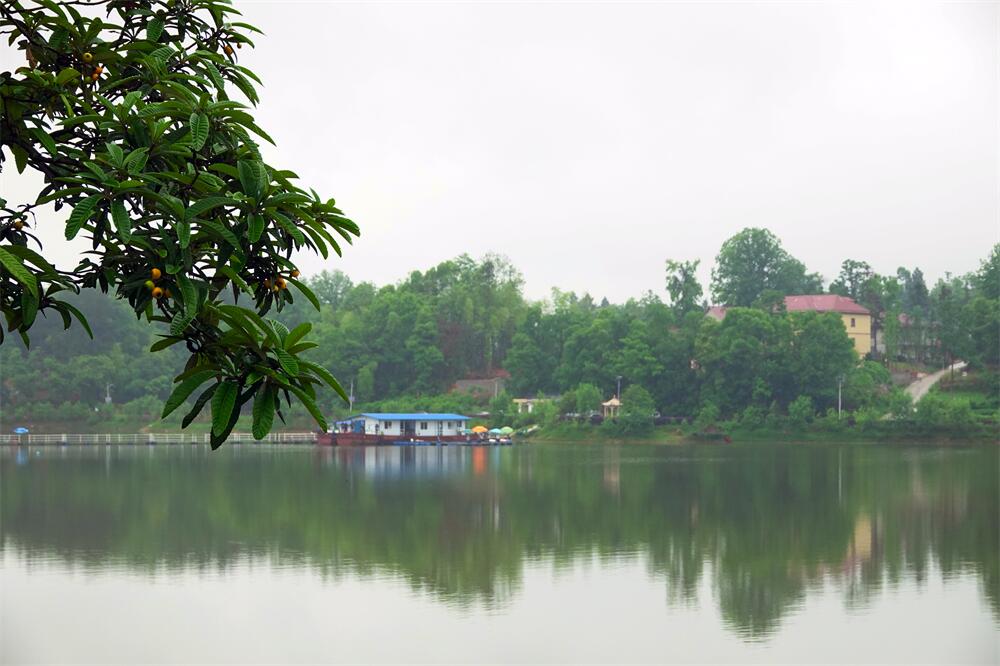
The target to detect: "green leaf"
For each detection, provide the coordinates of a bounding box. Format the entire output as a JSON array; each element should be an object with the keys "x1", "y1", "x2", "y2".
[
  {"x1": 217, "y1": 265, "x2": 251, "y2": 293},
  {"x1": 273, "y1": 213, "x2": 305, "y2": 244},
  {"x1": 111, "y1": 199, "x2": 131, "y2": 242},
  {"x1": 251, "y1": 385, "x2": 276, "y2": 439},
  {"x1": 301, "y1": 360, "x2": 350, "y2": 403},
  {"x1": 0, "y1": 247, "x2": 38, "y2": 298},
  {"x1": 2, "y1": 245, "x2": 58, "y2": 274},
  {"x1": 170, "y1": 311, "x2": 194, "y2": 336},
  {"x1": 247, "y1": 213, "x2": 265, "y2": 243},
  {"x1": 219, "y1": 305, "x2": 280, "y2": 347},
  {"x1": 284, "y1": 322, "x2": 312, "y2": 350},
  {"x1": 286, "y1": 277, "x2": 320, "y2": 311},
  {"x1": 55, "y1": 67, "x2": 80, "y2": 85},
  {"x1": 123, "y1": 148, "x2": 149, "y2": 173},
  {"x1": 274, "y1": 347, "x2": 299, "y2": 376},
  {"x1": 60, "y1": 301, "x2": 93, "y2": 338},
  {"x1": 202, "y1": 221, "x2": 244, "y2": 253},
  {"x1": 288, "y1": 384, "x2": 328, "y2": 431},
  {"x1": 189, "y1": 112, "x2": 209, "y2": 151},
  {"x1": 210, "y1": 381, "x2": 239, "y2": 436},
  {"x1": 31, "y1": 128, "x2": 58, "y2": 156},
  {"x1": 203, "y1": 61, "x2": 226, "y2": 91},
  {"x1": 268, "y1": 319, "x2": 290, "y2": 342},
  {"x1": 20, "y1": 289, "x2": 38, "y2": 328},
  {"x1": 162, "y1": 370, "x2": 217, "y2": 418},
  {"x1": 182, "y1": 383, "x2": 217, "y2": 428},
  {"x1": 11, "y1": 145, "x2": 27, "y2": 173},
  {"x1": 149, "y1": 336, "x2": 183, "y2": 352},
  {"x1": 176, "y1": 218, "x2": 190, "y2": 248},
  {"x1": 65, "y1": 195, "x2": 101, "y2": 240},
  {"x1": 185, "y1": 196, "x2": 235, "y2": 221},
  {"x1": 147, "y1": 17, "x2": 164, "y2": 41},
  {"x1": 105, "y1": 143, "x2": 124, "y2": 167},
  {"x1": 238, "y1": 160, "x2": 266, "y2": 199},
  {"x1": 176, "y1": 273, "x2": 198, "y2": 318}
]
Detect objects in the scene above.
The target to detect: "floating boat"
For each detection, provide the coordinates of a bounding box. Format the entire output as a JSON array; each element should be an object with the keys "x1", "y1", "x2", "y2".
[{"x1": 319, "y1": 413, "x2": 485, "y2": 446}]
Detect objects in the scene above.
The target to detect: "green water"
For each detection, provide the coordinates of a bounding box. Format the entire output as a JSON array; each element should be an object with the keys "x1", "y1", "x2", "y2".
[{"x1": 2, "y1": 443, "x2": 997, "y2": 663}]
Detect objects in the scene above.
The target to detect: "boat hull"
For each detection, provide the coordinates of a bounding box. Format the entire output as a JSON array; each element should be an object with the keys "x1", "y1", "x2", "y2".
[{"x1": 317, "y1": 432, "x2": 509, "y2": 446}]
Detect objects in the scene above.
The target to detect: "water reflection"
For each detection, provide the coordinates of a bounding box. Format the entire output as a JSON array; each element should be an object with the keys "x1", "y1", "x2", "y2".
[{"x1": 1, "y1": 442, "x2": 997, "y2": 639}]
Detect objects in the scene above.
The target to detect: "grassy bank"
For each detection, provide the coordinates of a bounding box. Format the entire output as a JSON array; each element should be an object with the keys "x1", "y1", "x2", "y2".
[{"x1": 525, "y1": 420, "x2": 996, "y2": 445}]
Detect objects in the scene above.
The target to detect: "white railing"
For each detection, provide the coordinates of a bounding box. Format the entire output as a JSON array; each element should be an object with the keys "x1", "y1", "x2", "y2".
[{"x1": 4, "y1": 432, "x2": 318, "y2": 445}]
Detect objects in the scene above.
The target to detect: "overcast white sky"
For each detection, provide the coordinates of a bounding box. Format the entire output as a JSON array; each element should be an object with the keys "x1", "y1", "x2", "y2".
[{"x1": 3, "y1": 1, "x2": 997, "y2": 302}]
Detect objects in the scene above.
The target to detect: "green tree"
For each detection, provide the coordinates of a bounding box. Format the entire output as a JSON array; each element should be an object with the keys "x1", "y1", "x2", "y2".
[
  {"x1": 665, "y1": 259, "x2": 703, "y2": 315},
  {"x1": 695, "y1": 308, "x2": 792, "y2": 414},
  {"x1": 787, "y1": 312, "x2": 857, "y2": 410},
  {"x1": 574, "y1": 383, "x2": 603, "y2": 415},
  {"x1": 829, "y1": 260, "x2": 874, "y2": 301},
  {"x1": 787, "y1": 395, "x2": 814, "y2": 425},
  {"x1": 621, "y1": 384, "x2": 655, "y2": 417},
  {"x1": 973, "y1": 244, "x2": 1000, "y2": 301},
  {"x1": 710, "y1": 228, "x2": 822, "y2": 306},
  {"x1": 1, "y1": 0, "x2": 357, "y2": 445},
  {"x1": 489, "y1": 391, "x2": 515, "y2": 427},
  {"x1": 963, "y1": 297, "x2": 1000, "y2": 368}
]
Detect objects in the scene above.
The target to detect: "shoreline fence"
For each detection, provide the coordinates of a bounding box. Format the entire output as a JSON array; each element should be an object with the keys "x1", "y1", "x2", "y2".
[{"x1": 5, "y1": 432, "x2": 318, "y2": 446}]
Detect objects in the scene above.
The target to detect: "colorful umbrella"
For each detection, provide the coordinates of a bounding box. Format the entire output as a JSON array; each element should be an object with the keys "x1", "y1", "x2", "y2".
[
  {"x1": 499, "y1": 426, "x2": 514, "y2": 434},
  {"x1": 471, "y1": 425, "x2": 488, "y2": 433},
  {"x1": 488, "y1": 428, "x2": 503, "y2": 434}
]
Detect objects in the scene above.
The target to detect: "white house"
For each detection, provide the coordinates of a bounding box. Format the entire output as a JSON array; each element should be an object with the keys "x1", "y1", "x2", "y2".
[{"x1": 337, "y1": 413, "x2": 470, "y2": 437}]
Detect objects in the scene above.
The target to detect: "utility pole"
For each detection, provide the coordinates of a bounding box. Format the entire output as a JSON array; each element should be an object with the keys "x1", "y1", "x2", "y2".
[
  {"x1": 616, "y1": 376, "x2": 622, "y2": 399},
  {"x1": 348, "y1": 379, "x2": 355, "y2": 414}
]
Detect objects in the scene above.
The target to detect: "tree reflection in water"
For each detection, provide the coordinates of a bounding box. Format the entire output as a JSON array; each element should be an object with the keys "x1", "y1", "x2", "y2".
[{"x1": 1, "y1": 443, "x2": 996, "y2": 639}]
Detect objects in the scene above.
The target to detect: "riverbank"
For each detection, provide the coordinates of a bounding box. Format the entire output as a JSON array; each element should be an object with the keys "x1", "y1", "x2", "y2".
[{"x1": 525, "y1": 421, "x2": 996, "y2": 445}]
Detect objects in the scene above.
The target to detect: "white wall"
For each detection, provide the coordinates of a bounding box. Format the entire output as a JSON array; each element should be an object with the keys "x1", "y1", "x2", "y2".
[{"x1": 361, "y1": 419, "x2": 468, "y2": 436}]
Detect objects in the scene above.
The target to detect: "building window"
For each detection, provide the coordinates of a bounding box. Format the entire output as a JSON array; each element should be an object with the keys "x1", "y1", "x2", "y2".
[
  {"x1": 385, "y1": 421, "x2": 392, "y2": 429},
  {"x1": 446, "y1": 421, "x2": 452, "y2": 428},
  {"x1": 421, "y1": 422, "x2": 428, "y2": 430},
  {"x1": 850, "y1": 318, "x2": 856, "y2": 328}
]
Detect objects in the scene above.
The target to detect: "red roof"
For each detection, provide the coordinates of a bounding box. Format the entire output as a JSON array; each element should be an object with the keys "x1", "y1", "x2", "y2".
[
  {"x1": 705, "y1": 306, "x2": 727, "y2": 320},
  {"x1": 783, "y1": 295, "x2": 869, "y2": 315}
]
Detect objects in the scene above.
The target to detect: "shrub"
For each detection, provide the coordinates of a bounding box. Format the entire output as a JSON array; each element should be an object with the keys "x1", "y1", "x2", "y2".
[
  {"x1": 694, "y1": 402, "x2": 721, "y2": 430},
  {"x1": 738, "y1": 405, "x2": 766, "y2": 429},
  {"x1": 788, "y1": 395, "x2": 814, "y2": 426},
  {"x1": 915, "y1": 393, "x2": 977, "y2": 431}
]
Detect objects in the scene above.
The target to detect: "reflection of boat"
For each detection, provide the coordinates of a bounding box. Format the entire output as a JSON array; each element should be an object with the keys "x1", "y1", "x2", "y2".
[{"x1": 318, "y1": 413, "x2": 472, "y2": 446}]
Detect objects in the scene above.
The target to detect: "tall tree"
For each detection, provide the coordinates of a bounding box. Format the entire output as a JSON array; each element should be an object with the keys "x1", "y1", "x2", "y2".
[
  {"x1": 829, "y1": 260, "x2": 874, "y2": 301},
  {"x1": 665, "y1": 259, "x2": 703, "y2": 316},
  {"x1": 710, "y1": 228, "x2": 822, "y2": 306}
]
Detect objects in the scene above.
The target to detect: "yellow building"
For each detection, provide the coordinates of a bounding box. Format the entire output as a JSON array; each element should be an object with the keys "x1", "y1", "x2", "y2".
[{"x1": 784, "y1": 295, "x2": 872, "y2": 356}]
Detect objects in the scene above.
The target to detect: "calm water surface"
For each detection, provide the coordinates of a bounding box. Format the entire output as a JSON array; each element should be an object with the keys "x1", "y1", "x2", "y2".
[{"x1": 1, "y1": 442, "x2": 997, "y2": 663}]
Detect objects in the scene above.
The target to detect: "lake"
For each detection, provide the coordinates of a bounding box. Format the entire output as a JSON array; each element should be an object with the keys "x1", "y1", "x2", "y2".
[{"x1": 1, "y1": 442, "x2": 997, "y2": 663}]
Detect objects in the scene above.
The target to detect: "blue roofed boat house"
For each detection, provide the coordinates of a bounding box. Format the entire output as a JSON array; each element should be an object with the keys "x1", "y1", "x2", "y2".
[{"x1": 337, "y1": 413, "x2": 471, "y2": 439}]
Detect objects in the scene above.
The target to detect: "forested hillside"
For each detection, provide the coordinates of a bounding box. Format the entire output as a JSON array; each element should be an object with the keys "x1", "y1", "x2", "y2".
[{"x1": 2, "y1": 229, "x2": 996, "y2": 429}]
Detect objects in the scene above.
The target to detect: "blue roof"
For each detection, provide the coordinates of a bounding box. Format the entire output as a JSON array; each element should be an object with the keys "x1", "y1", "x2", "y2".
[{"x1": 349, "y1": 413, "x2": 470, "y2": 421}]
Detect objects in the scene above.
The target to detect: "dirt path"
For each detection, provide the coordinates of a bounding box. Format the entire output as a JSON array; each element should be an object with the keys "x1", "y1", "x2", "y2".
[{"x1": 905, "y1": 361, "x2": 967, "y2": 403}]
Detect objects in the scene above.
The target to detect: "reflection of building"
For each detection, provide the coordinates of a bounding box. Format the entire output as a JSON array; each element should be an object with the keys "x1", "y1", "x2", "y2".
[
  {"x1": 324, "y1": 445, "x2": 482, "y2": 480},
  {"x1": 602, "y1": 397, "x2": 621, "y2": 418},
  {"x1": 842, "y1": 513, "x2": 880, "y2": 572}
]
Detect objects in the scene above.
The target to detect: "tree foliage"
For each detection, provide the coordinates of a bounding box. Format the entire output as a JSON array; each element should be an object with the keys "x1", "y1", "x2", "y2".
[
  {"x1": 664, "y1": 258, "x2": 703, "y2": 316},
  {"x1": 710, "y1": 228, "x2": 822, "y2": 306},
  {"x1": 0, "y1": 0, "x2": 359, "y2": 445}
]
